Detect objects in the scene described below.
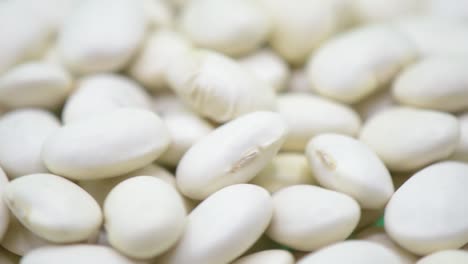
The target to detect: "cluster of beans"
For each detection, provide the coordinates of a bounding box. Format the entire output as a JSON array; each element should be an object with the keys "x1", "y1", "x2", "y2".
[{"x1": 0, "y1": 0, "x2": 468, "y2": 263}]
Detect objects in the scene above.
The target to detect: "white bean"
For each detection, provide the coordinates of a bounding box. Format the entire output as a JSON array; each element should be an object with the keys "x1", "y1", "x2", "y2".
[
  {"x1": 180, "y1": 0, "x2": 271, "y2": 56},
  {"x1": 267, "y1": 185, "x2": 360, "y2": 251},
  {"x1": 21, "y1": 245, "x2": 139, "y2": 264},
  {"x1": 104, "y1": 176, "x2": 187, "y2": 259},
  {"x1": 176, "y1": 111, "x2": 287, "y2": 200},
  {"x1": 251, "y1": 153, "x2": 315, "y2": 193},
  {"x1": 278, "y1": 93, "x2": 361, "y2": 151},
  {"x1": 385, "y1": 161, "x2": 468, "y2": 255},
  {"x1": 298, "y1": 240, "x2": 404, "y2": 264},
  {"x1": 259, "y1": 0, "x2": 353, "y2": 65},
  {"x1": 167, "y1": 50, "x2": 276, "y2": 122},
  {"x1": 307, "y1": 24, "x2": 416, "y2": 103},
  {"x1": 232, "y1": 250, "x2": 295, "y2": 264},
  {"x1": 128, "y1": 30, "x2": 192, "y2": 93},
  {"x1": 158, "y1": 184, "x2": 273, "y2": 264},
  {"x1": 42, "y1": 108, "x2": 170, "y2": 180},
  {"x1": 359, "y1": 107, "x2": 460, "y2": 171},
  {"x1": 306, "y1": 133, "x2": 394, "y2": 209},
  {"x1": 58, "y1": 0, "x2": 146, "y2": 74},
  {"x1": 5, "y1": 0, "x2": 468, "y2": 260},
  {"x1": 62, "y1": 74, "x2": 151, "y2": 124},
  {"x1": 238, "y1": 48, "x2": 290, "y2": 92},
  {"x1": 393, "y1": 57, "x2": 468, "y2": 112},
  {"x1": 0, "y1": 62, "x2": 72, "y2": 109},
  {"x1": 4, "y1": 173, "x2": 102, "y2": 243},
  {"x1": 0, "y1": 109, "x2": 60, "y2": 178}
]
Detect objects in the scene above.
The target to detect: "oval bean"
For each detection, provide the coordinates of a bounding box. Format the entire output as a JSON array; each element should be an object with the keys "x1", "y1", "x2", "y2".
[
  {"x1": 180, "y1": 0, "x2": 270, "y2": 56},
  {"x1": 58, "y1": 0, "x2": 146, "y2": 74},
  {"x1": 385, "y1": 161, "x2": 468, "y2": 255},
  {"x1": 0, "y1": 62, "x2": 72, "y2": 109},
  {"x1": 307, "y1": 24, "x2": 416, "y2": 103},
  {"x1": 176, "y1": 111, "x2": 287, "y2": 200},
  {"x1": 158, "y1": 184, "x2": 273, "y2": 264},
  {"x1": 267, "y1": 185, "x2": 360, "y2": 251},
  {"x1": 4, "y1": 173, "x2": 102, "y2": 243},
  {"x1": 278, "y1": 93, "x2": 361, "y2": 151},
  {"x1": 393, "y1": 57, "x2": 468, "y2": 112},
  {"x1": 43, "y1": 108, "x2": 170, "y2": 179},
  {"x1": 360, "y1": 107, "x2": 459, "y2": 171},
  {"x1": 104, "y1": 176, "x2": 187, "y2": 259},
  {"x1": 0, "y1": 109, "x2": 60, "y2": 178},
  {"x1": 62, "y1": 74, "x2": 151, "y2": 124},
  {"x1": 167, "y1": 50, "x2": 276, "y2": 122},
  {"x1": 306, "y1": 133, "x2": 394, "y2": 209},
  {"x1": 128, "y1": 30, "x2": 192, "y2": 93},
  {"x1": 238, "y1": 48, "x2": 290, "y2": 92},
  {"x1": 260, "y1": 0, "x2": 352, "y2": 65}
]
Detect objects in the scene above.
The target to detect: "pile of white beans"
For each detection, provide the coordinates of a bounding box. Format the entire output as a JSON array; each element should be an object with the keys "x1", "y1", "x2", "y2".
[{"x1": 0, "y1": 0, "x2": 468, "y2": 263}]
